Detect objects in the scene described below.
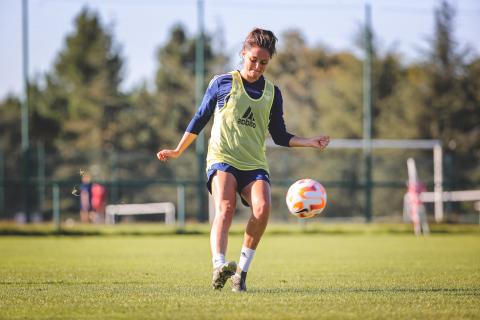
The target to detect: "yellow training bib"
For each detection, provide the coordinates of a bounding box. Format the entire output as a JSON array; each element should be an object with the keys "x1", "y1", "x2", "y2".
[{"x1": 206, "y1": 71, "x2": 275, "y2": 172}]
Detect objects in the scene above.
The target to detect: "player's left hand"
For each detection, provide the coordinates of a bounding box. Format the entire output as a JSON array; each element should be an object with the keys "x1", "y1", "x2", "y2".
[{"x1": 310, "y1": 135, "x2": 330, "y2": 150}]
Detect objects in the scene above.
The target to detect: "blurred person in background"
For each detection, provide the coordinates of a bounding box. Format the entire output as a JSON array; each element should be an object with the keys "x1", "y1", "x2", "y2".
[
  {"x1": 80, "y1": 173, "x2": 107, "y2": 224},
  {"x1": 79, "y1": 173, "x2": 93, "y2": 223},
  {"x1": 91, "y1": 181, "x2": 107, "y2": 223}
]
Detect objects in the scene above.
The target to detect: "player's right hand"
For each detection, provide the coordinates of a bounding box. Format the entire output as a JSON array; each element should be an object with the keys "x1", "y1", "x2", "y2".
[{"x1": 156, "y1": 149, "x2": 179, "y2": 162}]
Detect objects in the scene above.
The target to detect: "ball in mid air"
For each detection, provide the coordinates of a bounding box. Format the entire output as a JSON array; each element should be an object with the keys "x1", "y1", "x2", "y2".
[{"x1": 286, "y1": 178, "x2": 327, "y2": 219}]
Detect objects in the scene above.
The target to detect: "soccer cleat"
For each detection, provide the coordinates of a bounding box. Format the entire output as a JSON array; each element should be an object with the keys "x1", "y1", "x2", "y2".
[
  {"x1": 231, "y1": 268, "x2": 247, "y2": 292},
  {"x1": 211, "y1": 261, "x2": 237, "y2": 290}
]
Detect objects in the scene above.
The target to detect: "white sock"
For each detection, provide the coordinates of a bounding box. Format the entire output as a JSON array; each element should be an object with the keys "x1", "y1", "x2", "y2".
[
  {"x1": 238, "y1": 246, "x2": 255, "y2": 273},
  {"x1": 212, "y1": 253, "x2": 225, "y2": 269}
]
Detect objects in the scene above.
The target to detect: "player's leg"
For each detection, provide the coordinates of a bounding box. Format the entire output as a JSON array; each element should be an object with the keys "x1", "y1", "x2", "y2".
[
  {"x1": 241, "y1": 180, "x2": 271, "y2": 249},
  {"x1": 233, "y1": 180, "x2": 271, "y2": 292},
  {"x1": 210, "y1": 170, "x2": 238, "y2": 289},
  {"x1": 210, "y1": 170, "x2": 237, "y2": 259}
]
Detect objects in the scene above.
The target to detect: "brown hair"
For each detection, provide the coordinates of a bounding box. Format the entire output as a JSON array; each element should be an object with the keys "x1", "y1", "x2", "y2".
[{"x1": 242, "y1": 28, "x2": 278, "y2": 58}]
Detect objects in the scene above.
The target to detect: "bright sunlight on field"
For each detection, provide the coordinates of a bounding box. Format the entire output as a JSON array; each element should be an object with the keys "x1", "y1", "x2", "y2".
[{"x1": 1, "y1": 227, "x2": 479, "y2": 319}]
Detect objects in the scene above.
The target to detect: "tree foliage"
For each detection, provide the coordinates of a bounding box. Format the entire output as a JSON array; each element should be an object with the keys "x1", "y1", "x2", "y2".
[
  {"x1": 419, "y1": 0, "x2": 480, "y2": 187},
  {"x1": 0, "y1": 2, "x2": 478, "y2": 217}
]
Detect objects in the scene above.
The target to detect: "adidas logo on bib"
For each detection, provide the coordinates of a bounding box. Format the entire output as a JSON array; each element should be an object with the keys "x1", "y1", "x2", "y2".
[{"x1": 237, "y1": 106, "x2": 256, "y2": 128}]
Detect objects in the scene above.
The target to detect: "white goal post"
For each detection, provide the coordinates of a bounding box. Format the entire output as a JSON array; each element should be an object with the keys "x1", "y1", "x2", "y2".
[
  {"x1": 420, "y1": 190, "x2": 480, "y2": 203},
  {"x1": 106, "y1": 202, "x2": 176, "y2": 225},
  {"x1": 404, "y1": 190, "x2": 480, "y2": 223},
  {"x1": 266, "y1": 138, "x2": 444, "y2": 221}
]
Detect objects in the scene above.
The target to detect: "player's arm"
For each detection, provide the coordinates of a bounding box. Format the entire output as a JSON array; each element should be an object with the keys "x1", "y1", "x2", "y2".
[
  {"x1": 268, "y1": 87, "x2": 294, "y2": 146},
  {"x1": 157, "y1": 132, "x2": 197, "y2": 161},
  {"x1": 156, "y1": 76, "x2": 219, "y2": 162},
  {"x1": 288, "y1": 135, "x2": 330, "y2": 150}
]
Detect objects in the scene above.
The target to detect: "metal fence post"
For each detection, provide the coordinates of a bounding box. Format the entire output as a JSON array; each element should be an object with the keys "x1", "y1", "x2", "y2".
[
  {"x1": 177, "y1": 184, "x2": 185, "y2": 228},
  {"x1": 52, "y1": 183, "x2": 60, "y2": 231},
  {"x1": 37, "y1": 141, "x2": 45, "y2": 215}
]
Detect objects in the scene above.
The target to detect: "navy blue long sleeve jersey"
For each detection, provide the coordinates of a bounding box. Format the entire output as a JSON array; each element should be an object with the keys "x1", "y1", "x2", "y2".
[{"x1": 186, "y1": 72, "x2": 294, "y2": 147}]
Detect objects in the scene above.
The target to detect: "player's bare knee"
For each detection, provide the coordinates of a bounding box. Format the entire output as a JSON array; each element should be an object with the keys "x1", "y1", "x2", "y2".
[
  {"x1": 215, "y1": 200, "x2": 235, "y2": 219},
  {"x1": 252, "y1": 201, "x2": 270, "y2": 221}
]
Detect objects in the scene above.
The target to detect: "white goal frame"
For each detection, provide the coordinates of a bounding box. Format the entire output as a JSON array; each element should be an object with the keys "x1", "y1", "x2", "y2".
[{"x1": 266, "y1": 138, "x2": 444, "y2": 221}]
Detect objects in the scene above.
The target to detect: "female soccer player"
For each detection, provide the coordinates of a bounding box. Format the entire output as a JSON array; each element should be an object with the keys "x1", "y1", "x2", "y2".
[{"x1": 157, "y1": 28, "x2": 330, "y2": 292}]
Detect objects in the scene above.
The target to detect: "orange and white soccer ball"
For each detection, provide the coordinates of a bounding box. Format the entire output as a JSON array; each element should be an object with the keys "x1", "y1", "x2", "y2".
[{"x1": 286, "y1": 179, "x2": 327, "y2": 218}]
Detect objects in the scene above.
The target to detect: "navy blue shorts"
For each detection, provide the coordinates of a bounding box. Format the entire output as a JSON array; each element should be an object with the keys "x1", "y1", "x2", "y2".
[{"x1": 207, "y1": 163, "x2": 270, "y2": 207}]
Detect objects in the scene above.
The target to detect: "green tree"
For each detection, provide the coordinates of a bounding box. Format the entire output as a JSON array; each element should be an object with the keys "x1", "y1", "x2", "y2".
[
  {"x1": 0, "y1": 96, "x2": 22, "y2": 174},
  {"x1": 374, "y1": 53, "x2": 425, "y2": 140},
  {"x1": 0, "y1": 96, "x2": 23, "y2": 213},
  {"x1": 50, "y1": 7, "x2": 126, "y2": 158},
  {"x1": 421, "y1": 0, "x2": 480, "y2": 190},
  {"x1": 28, "y1": 7, "x2": 128, "y2": 185}
]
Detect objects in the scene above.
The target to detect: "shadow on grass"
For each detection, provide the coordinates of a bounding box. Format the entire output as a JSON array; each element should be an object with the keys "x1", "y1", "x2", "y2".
[
  {"x1": 0, "y1": 223, "x2": 478, "y2": 237},
  {"x1": 252, "y1": 287, "x2": 480, "y2": 295},
  {"x1": 0, "y1": 227, "x2": 205, "y2": 237}
]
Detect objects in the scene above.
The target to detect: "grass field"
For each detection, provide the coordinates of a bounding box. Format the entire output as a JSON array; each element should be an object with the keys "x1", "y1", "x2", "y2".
[{"x1": 0, "y1": 225, "x2": 479, "y2": 319}]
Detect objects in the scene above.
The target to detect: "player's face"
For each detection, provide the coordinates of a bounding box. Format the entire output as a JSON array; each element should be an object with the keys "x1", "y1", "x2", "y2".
[{"x1": 241, "y1": 46, "x2": 270, "y2": 82}]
